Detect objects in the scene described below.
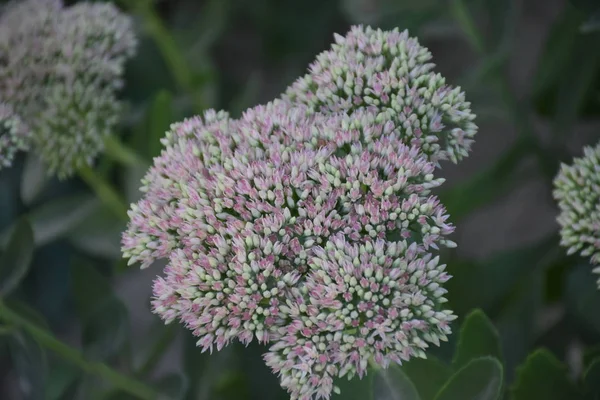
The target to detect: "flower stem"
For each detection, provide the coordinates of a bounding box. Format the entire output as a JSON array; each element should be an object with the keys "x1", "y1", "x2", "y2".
[
  {"x1": 78, "y1": 165, "x2": 128, "y2": 221},
  {"x1": 119, "y1": 0, "x2": 206, "y2": 113},
  {"x1": 104, "y1": 136, "x2": 146, "y2": 168},
  {"x1": 0, "y1": 300, "x2": 157, "y2": 399}
]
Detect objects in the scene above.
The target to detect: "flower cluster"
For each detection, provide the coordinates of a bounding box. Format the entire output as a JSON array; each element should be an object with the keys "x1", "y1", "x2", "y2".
[
  {"x1": 0, "y1": 103, "x2": 28, "y2": 169},
  {"x1": 284, "y1": 25, "x2": 477, "y2": 164},
  {"x1": 553, "y1": 141, "x2": 600, "y2": 286},
  {"x1": 0, "y1": 0, "x2": 136, "y2": 177},
  {"x1": 123, "y1": 26, "x2": 477, "y2": 400}
]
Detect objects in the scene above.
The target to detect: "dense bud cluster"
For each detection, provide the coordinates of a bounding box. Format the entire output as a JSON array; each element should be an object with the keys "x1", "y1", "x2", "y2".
[
  {"x1": 123, "y1": 26, "x2": 478, "y2": 400},
  {"x1": 0, "y1": 103, "x2": 28, "y2": 169},
  {"x1": 554, "y1": 141, "x2": 600, "y2": 286},
  {"x1": 284, "y1": 25, "x2": 477, "y2": 164},
  {"x1": 0, "y1": 0, "x2": 136, "y2": 177}
]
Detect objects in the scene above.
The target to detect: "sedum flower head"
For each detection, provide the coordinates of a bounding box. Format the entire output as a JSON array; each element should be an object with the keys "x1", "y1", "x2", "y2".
[
  {"x1": 284, "y1": 25, "x2": 478, "y2": 165},
  {"x1": 553, "y1": 141, "x2": 600, "y2": 285},
  {"x1": 0, "y1": 0, "x2": 136, "y2": 178},
  {"x1": 0, "y1": 103, "x2": 29, "y2": 169},
  {"x1": 123, "y1": 99, "x2": 458, "y2": 399}
]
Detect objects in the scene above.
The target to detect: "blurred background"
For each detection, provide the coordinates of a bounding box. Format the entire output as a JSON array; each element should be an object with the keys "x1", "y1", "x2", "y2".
[{"x1": 0, "y1": 0, "x2": 599, "y2": 398}]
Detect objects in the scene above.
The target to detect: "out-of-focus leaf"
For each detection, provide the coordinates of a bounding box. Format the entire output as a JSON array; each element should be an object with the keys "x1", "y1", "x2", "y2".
[
  {"x1": 0, "y1": 194, "x2": 99, "y2": 249},
  {"x1": 372, "y1": 365, "x2": 420, "y2": 400},
  {"x1": 156, "y1": 373, "x2": 188, "y2": 400},
  {"x1": 341, "y1": 0, "x2": 437, "y2": 30},
  {"x1": 583, "y1": 345, "x2": 600, "y2": 367},
  {"x1": 6, "y1": 300, "x2": 49, "y2": 330},
  {"x1": 581, "y1": 10, "x2": 600, "y2": 33},
  {"x1": 566, "y1": 264, "x2": 600, "y2": 336},
  {"x1": 531, "y1": 6, "x2": 583, "y2": 99},
  {"x1": 446, "y1": 236, "x2": 557, "y2": 316},
  {"x1": 239, "y1": 342, "x2": 288, "y2": 400},
  {"x1": 440, "y1": 137, "x2": 531, "y2": 221},
  {"x1": 583, "y1": 359, "x2": 600, "y2": 397},
  {"x1": 70, "y1": 260, "x2": 129, "y2": 361},
  {"x1": 124, "y1": 162, "x2": 149, "y2": 205},
  {"x1": 20, "y1": 154, "x2": 48, "y2": 206},
  {"x1": 509, "y1": 349, "x2": 581, "y2": 400},
  {"x1": 8, "y1": 331, "x2": 47, "y2": 400},
  {"x1": 67, "y1": 207, "x2": 123, "y2": 259},
  {"x1": 45, "y1": 356, "x2": 80, "y2": 400},
  {"x1": 70, "y1": 260, "x2": 112, "y2": 317},
  {"x1": 0, "y1": 218, "x2": 33, "y2": 295},
  {"x1": 496, "y1": 272, "x2": 543, "y2": 385},
  {"x1": 552, "y1": 30, "x2": 600, "y2": 137},
  {"x1": 332, "y1": 371, "x2": 373, "y2": 400},
  {"x1": 81, "y1": 297, "x2": 129, "y2": 361},
  {"x1": 228, "y1": 71, "x2": 262, "y2": 118},
  {"x1": 453, "y1": 309, "x2": 502, "y2": 370},
  {"x1": 147, "y1": 90, "x2": 173, "y2": 158},
  {"x1": 401, "y1": 356, "x2": 451, "y2": 400},
  {"x1": 482, "y1": 0, "x2": 519, "y2": 52},
  {"x1": 434, "y1": 357, "x2": 503, "y2": 400}
]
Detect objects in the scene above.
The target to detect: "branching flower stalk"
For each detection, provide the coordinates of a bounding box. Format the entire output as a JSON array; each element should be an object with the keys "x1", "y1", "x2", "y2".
[{"x1": 123, "y1": 26, "x2": 478, "y2": 400}]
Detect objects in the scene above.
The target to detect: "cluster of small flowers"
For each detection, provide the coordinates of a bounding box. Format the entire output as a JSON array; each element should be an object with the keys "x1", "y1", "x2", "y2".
[
  {"x1": 123, "y1": 26, "x2": 477, "y2": 400},
  {"x1": 0, "y1": 0, "x2": 136, "y2": 177},
  {"x1": 284, "y1": 25, "x2": 477, "y2": 165},
  {"x1": 553, "y1": 141, "x2": 600, "y2": 286},
  {"x1": 0, "y1": 103, "x2": 29, "y2": 169}
]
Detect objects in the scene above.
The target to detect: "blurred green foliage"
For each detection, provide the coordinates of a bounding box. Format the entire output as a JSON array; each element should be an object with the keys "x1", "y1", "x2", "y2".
[{"x1": 0, "y1": 0, "x2": 599, "y2": 399}]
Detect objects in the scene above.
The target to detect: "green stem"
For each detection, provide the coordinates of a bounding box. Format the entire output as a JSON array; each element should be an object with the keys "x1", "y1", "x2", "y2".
[
  {"x1": 104, "y1": 136, "x2": 146, "y2": 168},
  {"x1": 119, "y1": 0, "x2": 206, "y2": 113},
  {"x1": 78, "y1": 165, "x2": 128, "y2": 221},
  {"x1": 0, "y1": 300, "x2": 157, "y2": 400}
]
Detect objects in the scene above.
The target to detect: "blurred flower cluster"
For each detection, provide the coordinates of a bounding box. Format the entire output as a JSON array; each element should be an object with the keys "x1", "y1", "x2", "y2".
[
  {"x1": 0, "y1": 0, "x2": 136, "y2": 177},
  {"x1": 554, "y1": 141, "x2": 600, "y2": 286},
  {"x1": 123, "y1": 26, "x2": 477, "y2": 399}
]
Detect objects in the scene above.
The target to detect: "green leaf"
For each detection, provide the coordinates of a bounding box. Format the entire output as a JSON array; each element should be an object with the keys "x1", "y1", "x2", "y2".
[
  {"x1": 67, "y1": 206, "x2": 123, "y2": 259},
  {"x1": 439, "y1": 137, "x2": 531, "y2": 221},
  {"x1": 372, "y1": 365, "x2": 420, "y2": 400},
  {"x1": 332, "y1": 371, "x2": 373, "y2": 400},
  {"x1": 0, "y1": 218, "x2": 34, "y2": 296},
  {"x1": 70, "y1": 260, "x2": 113, "y2": 318},
  {"x1": 0, "y1": 194, "x2": 99, "y2": 250},
  {"x1": 81, "y1": 297, "x2": 129, "y2": 361},
  {"x1": 581, "y1": 10, "x2": 600, "y2": 33},
  {"x1": 70, "y1": 260, "x2": 129, "y2": 362},
  {"x1": 8, "y1": 331, "x2": 47, "y2": 400},
  {"x1": 531, "y1": 6, "x2": 583, "y2": 99},
  {"x1": 45, "y1": 356, "x2": 80, "y2": 400},
  {"x1": 434, "y1": 357, "x2": 503, "y2": 400},
  {"x1": 401, "y1": 356, "x2": 451, "y2": 400},
  {"x1": 566, "y1": 264, "x2": 600, "y2": 336},
  {"x1": 583, "y1": 345, "x2": 600, "y2": 368},
  {"x1": 20, "y1": 154, "x2": 48, "y2": 206},
  {"x1": 453, "y1": 309, "x2": 502, "y2": 370},
  {"x1": 583, "y1": 359, "x2": 600, "y2": 397},
  {"x1": 510, "y1": 349, "x2": 581, "y2": 400},
  {"x1": 446, "y1": 236, "x2": 557, "y2": 316},
  {"x1": 156, "y1": 373, "x2": 188, "y2": 400},
  {"x1": 147, "y1": 90, "x2": 174, "y2": 159}
]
